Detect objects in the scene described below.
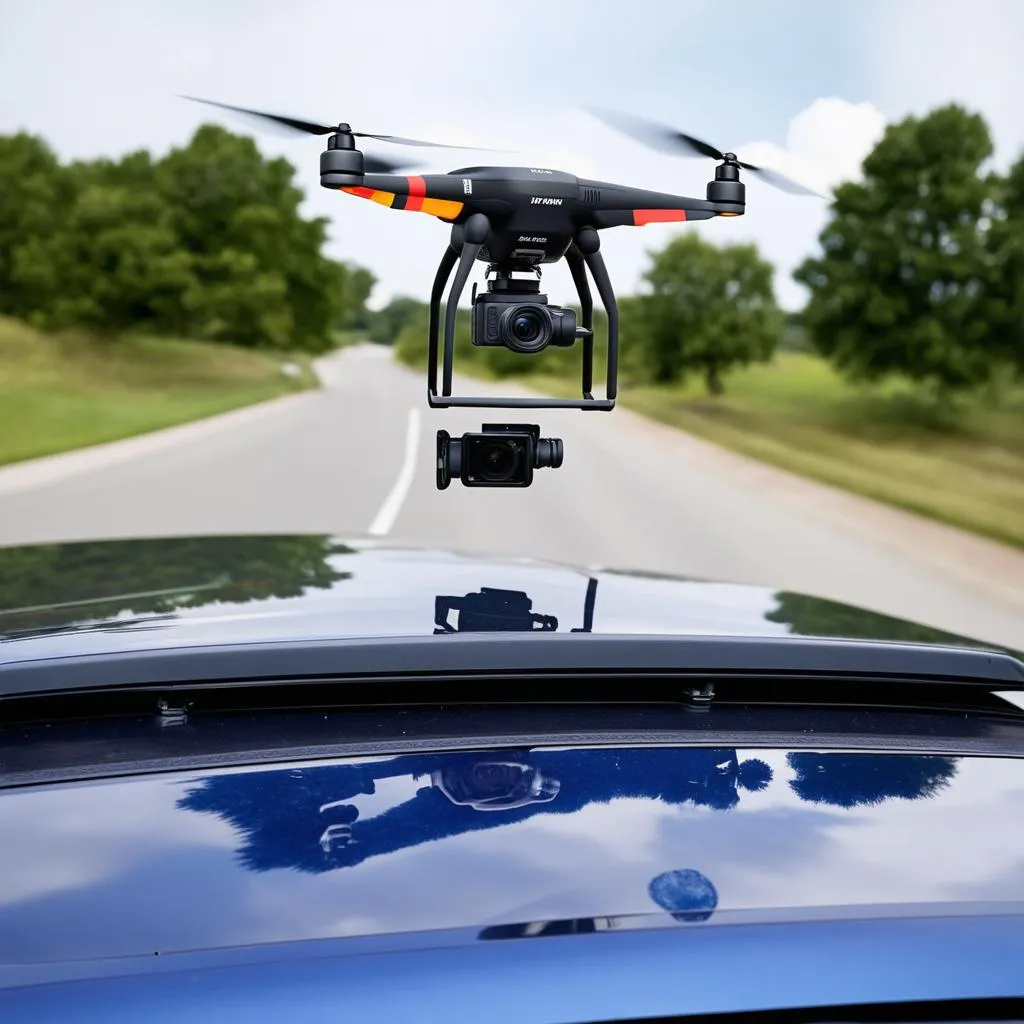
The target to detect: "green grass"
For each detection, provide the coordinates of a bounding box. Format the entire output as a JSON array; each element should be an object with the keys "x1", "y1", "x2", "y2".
[
  {"x1": 0, "y1": 317, "x2": 319, "y2": 466},
  {"x1": 512, "y1": 353, "x2": 1024, "y2": 550}
]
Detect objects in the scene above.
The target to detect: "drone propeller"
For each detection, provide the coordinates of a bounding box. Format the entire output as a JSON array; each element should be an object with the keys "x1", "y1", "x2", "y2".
[
  {"x1": 180, "y1": 96, "x2": 492, "y2": 153},
  {"x1": 584, "y1": 106, "x2": 826, "y2": 198}
]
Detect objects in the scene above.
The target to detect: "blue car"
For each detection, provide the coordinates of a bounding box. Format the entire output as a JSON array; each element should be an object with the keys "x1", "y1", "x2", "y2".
[{"x1": 1, "y1": 535, "x2": 1022, "y2": 1023}]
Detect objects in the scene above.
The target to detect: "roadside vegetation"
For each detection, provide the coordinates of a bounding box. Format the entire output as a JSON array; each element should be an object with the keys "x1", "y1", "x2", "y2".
[
  {"x1": 523, "y1": 356, "x2": 1024, "y2": 549},
  {"x1": 0, "y1": 123, "x2": 375, "y2": 462},
  {"x1": 0, "y1": 316, "x2": 316, "y2": 466}
]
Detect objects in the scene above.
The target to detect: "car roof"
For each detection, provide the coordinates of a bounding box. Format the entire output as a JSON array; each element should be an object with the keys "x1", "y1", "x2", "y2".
[{"x1": 0, "y1": 533, "x2": 1005, "y2": 654}]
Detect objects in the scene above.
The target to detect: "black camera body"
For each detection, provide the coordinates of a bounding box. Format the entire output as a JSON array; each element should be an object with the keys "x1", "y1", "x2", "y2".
[
  {"x1": 437, "y1": 423, "x2": 563, "y2": 489},
  {"x1": 470, "y1": 276, "x2": 578, "y2": 354}
]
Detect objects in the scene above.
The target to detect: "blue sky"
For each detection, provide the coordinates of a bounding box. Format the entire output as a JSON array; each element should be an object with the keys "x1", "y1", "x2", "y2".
[{"x1": 1, "y1": 0, "x2": 1022, "y2": 310}]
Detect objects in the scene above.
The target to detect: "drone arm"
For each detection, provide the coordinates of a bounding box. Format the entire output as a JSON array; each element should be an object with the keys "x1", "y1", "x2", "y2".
[
  {"x1": 591, "y1": 207, "x2": 717, "y2": 228},
  {"x1": 578, "y1": 179, "x2": 738, "y2": 227}
]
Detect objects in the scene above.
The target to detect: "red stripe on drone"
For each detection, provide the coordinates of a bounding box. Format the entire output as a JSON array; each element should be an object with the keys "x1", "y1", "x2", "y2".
[
  {"x1": 343, "y1": 186, "x2": 376, "y2": 200},
  {"x1": 405, "y1": 175, "x2": 427, "y2": 212},
  {"x1": 632, "y1": 209, "x2": 688, "y2": 226}
]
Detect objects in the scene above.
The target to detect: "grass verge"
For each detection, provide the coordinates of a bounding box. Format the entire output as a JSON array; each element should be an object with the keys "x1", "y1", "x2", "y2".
[
  {"x1": 483, "y1": 353, "x2": 1024, "y2": 550},
  {"x1": 0, "y1": 317, "x2": 319, "y2": 466}
]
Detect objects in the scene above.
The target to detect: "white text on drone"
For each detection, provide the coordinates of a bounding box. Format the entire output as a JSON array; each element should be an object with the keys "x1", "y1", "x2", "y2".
[
  {"x1": 530, "y1": 197, "x2": 563, "y2": 205},
  {"x1": 518, "y1": 236, "x2": 548, "y2": 243}
]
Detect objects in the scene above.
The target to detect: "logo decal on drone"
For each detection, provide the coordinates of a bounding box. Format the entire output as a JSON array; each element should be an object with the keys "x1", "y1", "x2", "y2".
[{"x1": 530, "y1": 197, "x2": 563, "y2": 206}]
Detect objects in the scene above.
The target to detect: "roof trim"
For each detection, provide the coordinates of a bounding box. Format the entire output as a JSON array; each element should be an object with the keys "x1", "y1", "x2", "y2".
[{"x1": 2, "y1": 633, "x2": 1022, "y2": 698}]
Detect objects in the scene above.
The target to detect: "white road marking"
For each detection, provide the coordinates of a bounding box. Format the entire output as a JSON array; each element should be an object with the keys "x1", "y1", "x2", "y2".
[{"x1": 368, "y1": 407, "x2": 421, "y2": 536}]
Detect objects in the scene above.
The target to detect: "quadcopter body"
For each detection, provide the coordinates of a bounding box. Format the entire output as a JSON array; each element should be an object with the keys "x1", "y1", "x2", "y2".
[
  {"x1": 322, "y1": 158, "x2": 745, "y2": 268},
  {"x1": 183, "y1": 97, "x2": 820, "y2": 489}
]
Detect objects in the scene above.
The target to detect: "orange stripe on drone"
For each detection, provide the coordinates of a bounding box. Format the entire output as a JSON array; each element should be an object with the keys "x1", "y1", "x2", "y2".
[
  {"x1": 632, "y1": 209, "x2": 688, "y2": 226},
  {"x1": 342, "y1": 185, "x2": 462, "y2": 221},
  {"x1": 341, "y1": 186, "x2": 396, "y2": 207}
]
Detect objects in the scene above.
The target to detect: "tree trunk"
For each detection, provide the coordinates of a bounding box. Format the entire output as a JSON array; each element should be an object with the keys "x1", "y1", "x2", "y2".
[{"x1": 705, "y1": 365, "x2": 724, "y2": 396}]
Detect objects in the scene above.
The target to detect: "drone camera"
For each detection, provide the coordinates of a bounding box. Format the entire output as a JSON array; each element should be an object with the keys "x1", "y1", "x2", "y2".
[
  {"x1": 471, "y1": 275, "x2": 578, "y2": 354},
  {"x1": 437, "y1": 423, "x2": 563, "y2": 490}
]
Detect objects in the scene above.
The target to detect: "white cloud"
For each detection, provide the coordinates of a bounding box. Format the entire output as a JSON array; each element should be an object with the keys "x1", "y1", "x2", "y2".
[{"x1": 717, "y1": 97, "x2": 888, "y2": 308}]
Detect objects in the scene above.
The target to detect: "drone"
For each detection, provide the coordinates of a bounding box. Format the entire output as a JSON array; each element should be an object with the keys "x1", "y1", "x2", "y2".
[{"x1": 183, "y1": 97, "x2": 821, "y2": 491}]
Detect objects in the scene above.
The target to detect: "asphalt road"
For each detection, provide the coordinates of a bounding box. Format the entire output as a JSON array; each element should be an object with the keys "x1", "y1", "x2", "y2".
[{"x1": 1, "y1": 345, "x2": 1022, "y2": 649}]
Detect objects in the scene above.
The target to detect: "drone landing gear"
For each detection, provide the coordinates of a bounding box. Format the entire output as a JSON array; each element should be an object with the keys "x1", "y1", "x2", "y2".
[{"x1": 426, "y1": 214, "x2": 619, "y2": 412}]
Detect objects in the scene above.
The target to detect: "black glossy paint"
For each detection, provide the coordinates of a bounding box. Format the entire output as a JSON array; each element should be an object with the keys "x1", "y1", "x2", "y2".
[
  {"x1": 0, "y1": 535, "x2": 997, "y2": 664},
  {"x1": 2, "y1": 744, "x2": 1023, "y2": 966}
]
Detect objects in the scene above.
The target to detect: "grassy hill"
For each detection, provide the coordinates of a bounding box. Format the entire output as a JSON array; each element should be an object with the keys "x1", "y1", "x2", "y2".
[{"x1": 0, "y1": 317, "x2": 318, "y2": 467}]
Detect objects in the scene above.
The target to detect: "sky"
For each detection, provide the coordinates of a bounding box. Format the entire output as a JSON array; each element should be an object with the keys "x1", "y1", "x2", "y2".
[{"x1": 1, "y1": 0, "x2": 1023, "y2": 311}]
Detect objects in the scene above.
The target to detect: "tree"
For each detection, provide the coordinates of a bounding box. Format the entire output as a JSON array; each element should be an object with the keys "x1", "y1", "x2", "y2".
[
  {"x1": 632, "y1": 233, "x2": 782, "y2": 395},
  {"x1": 334, "y1": 263, "x2": 376, "y2": 332},
  {"x1": 794, "y1": 104, "x2": 998, "y2": 399},
  {"x1": 368, "y1": 295, "x2": 428, "y2": 345},
  {"x1": 0, "y1": 125, "x2": 376, "y2": 351},
  {"x1": 155, "y1": 124, "x2": 342, "y2": 351},
  {"x1": 11, "y1": 184, "x2": 196, "y2": 333},
  {"x1": 987, "y1": 150, "x2": 1024, "y2": 378},
  {"x1": 0, "y1": 133, "x2": 70, "y2": 319}
]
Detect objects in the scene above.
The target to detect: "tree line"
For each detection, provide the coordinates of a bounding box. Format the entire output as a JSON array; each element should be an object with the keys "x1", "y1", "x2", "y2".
[
  {"x1": 3, "y1": 103, "x2": 1022, "y2": 396},
  {"x1": 386, "y1": 103, "x2": 1024, "y2": 402},
  {"x1": 0, "y1": 125, "x2": 375, "y2": 351}
]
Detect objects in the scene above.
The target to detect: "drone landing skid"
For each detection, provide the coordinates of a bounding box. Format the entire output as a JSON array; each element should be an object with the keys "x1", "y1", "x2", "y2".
[{"x1": 426, "y1": 215, "x2": 618, "y2": 411}]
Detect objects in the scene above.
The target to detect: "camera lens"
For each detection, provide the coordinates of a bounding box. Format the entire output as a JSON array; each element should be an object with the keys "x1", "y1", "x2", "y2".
[
  {"x1": 501, "y1": 304, "x2": 551, "y2": 352},
  {"x1": 474, "y1": 440, "x2": 519, "y2": 482},
  {"x1": 512, "y1": 312, "x2": 542, "y2": 344}
]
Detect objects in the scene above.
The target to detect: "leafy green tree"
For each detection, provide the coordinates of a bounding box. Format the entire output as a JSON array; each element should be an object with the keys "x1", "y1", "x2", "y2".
[
  {"x1": 0, "y1": 133, "x2": 70, "y2": 319},
  {"x1": 369, "y1": 295, "x2": 429, "y2": 345},
  {"x1": 335, "y1": 263, "x2": 377, "y2": 332},
  {"x1": 794, "y1": 104, "x2": 998, "y2": 399},
  {"x1": 987, "y1": 151, "x2": 1024, "y2": 379},
  {"x1": 154, "y1": 124, "x2": 341, "y2": 351},
  {"x1": 632, "y1": 233, "x2": 782, "y2": 394},
  {"x1": 12, "y1": 184, "x2": 196, "y2": 333}
]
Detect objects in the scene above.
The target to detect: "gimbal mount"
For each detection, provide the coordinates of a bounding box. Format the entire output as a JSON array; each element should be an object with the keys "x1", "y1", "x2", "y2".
[{"x1": 427, "y1": 213, "x2": 617, "y2": 412}]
